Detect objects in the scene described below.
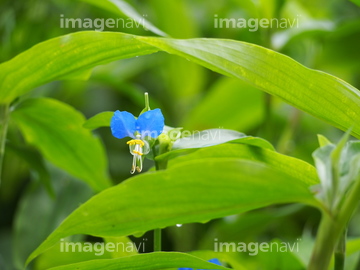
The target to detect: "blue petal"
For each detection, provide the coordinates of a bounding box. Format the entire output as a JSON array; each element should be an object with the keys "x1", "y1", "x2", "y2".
[
  {"x1": 136, "y1": 108, "x2": 164, "y2": 138},
  {"x1": 198, "y1": 258, "x2": 222, "y2": 270},
  {"x1": 110, "y1": 110, "x2": 136, "y2": 139},
  {"x1": 178, "y1": 258, "x2": 221, "y2": 270},
  {"x1": 207, "y1": 258, "x2": 221, "y2": 266}
]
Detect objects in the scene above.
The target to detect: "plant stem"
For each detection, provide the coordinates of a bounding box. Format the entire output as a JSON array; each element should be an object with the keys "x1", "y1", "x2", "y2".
[
  {"x1": 308, "y1": 174, "x2": 360, "y2": 270},
  {"x1": 0, "y1": 104, "x2": 10, "y2": 187},
  {"x1": 334, "y1": 229, "x2": 346, "y2": 270},
  {"x1": 153, "y1": 228, "x2": 162, "y2": 252},
  {"x1": 307, "y1": 213, "x2": 338, "y2": 270},
  {"x1": 152, "y1": 154, "x2": 167, "y2": 252}
]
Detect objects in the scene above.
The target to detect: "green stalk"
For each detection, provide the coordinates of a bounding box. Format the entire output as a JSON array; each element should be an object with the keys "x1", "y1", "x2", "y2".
[
  {"x1": 308, "y1": 174, "x2": 360, "y2": 270},
  {"x1": 152, "y1": 140, "x2": 170, "y2": 252},
  {"x1": 153, "y1": 228, "x2": 162, "y2": 252},
  {"x1": 0, "y1": 104, "x2": 10, "y2": 187},
  {"x1": 334, "y1": 229, "x2": 346, "y2": 270}
]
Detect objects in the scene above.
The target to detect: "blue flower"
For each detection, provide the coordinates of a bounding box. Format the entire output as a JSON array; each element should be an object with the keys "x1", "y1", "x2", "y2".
[
  {"x1": 110, "y1": 108, "x2": 164, "y2": 173},
  {"x1": 178, "y1": 258, "x2": 222, "y2": 270}
]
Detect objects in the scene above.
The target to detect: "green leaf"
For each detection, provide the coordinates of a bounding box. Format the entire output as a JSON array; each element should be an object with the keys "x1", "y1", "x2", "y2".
[
  {"x1": 0, "y1": 32, "x2": 159, "y2": 104},
  {"x1": 1, "y1": 32, "x2": 359, "y2": 139},
  {"x1": 189, "y1": 250, "x2": 246, "y2": 270},
  {"x1": 26, "y1": 157, "x2": 320, "y2": 264},
  {"x1": 11, "y1": 98, "x2": 111, "y2": 191},
  {"x1": 156, "y1": 135, "x2": 274, "y2": 164},
  {"x1": 350, "y1": 0, "x2": 360, "y2": 7},
  {"x1": 317, "y1": 134, "x2": 332, "y2": 147},
  {"x1": 313, "y1": 134, "x2": 360, "y2": 208},
  {"x1": 137, "y1": 36, "x2": 360, "y2": 139},
  {"x1": 80, "y1": 0, "x2": 168, "y2": 37},
  {"x1": 35, "y1": 236, "x2": 137, "y2": 269},
  {"x1": 83, "y1": 111, "x2": 114, "y2": 130},
  {"x1": 167, "y1": 143, "x2": 319, "y2": 186},
  {"x1": 172, "y1": 129, "x2": 245, "y2": 150},
  {"x1": 35, "y1": 242, "x2": 113, "y2": 270},
  {"x1": 46, "y1": 252, "x2": 230, "y2": 270}
]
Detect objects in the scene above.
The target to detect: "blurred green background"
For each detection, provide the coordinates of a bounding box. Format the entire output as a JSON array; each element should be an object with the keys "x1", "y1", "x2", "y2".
[{"x1": 1, "y1": 0, "x2": 360, "y2": 269}]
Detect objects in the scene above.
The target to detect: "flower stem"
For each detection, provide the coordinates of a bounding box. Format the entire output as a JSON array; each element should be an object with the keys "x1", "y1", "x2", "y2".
[
  {"x1": 153, "y1": 228, "x2": 162, "y2": 252},
  {"x1": 308, "y1": 174, "x2": 360, "y2": 270},
  {"x1": 152, "y1": 153, "x2": 167, "y2": 252},
  {"x1": 0, "y1": 104, "x2": 10, "y2": 187},
  {"x1": 334, "y1": 229, "x2": 346, "y2": 270}
]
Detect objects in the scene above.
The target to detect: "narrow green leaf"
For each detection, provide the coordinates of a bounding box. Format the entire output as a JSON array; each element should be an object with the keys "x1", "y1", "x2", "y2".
[
  {"x1": 26, "y1": 158, "x2": 320, "y2": 264},
  {"x1": 1, "y1": 31, "x2": 359, "y2": 139},
  {"x1": 47, "y1": 252, "x2": 230, "y2": 270},
  {"x1": 156, "y1": 136, "x2": 274, "y2": 164},
  {"x1": 137, "y1": 36, "x2": 360, "y2": 139},
  {"x1": 34, "y1": 236, "x2": 137, "y2": 269},
  {"x1": 172, "y1": 129, "x2": 245, "y2": 150},
  {"x1": 317, "y1": 134, "x2": 332, "y2": 147},
  {"x1": 0, "y1": 32, "x2": 158, "y2": 103},
  {"x1": 83, "y1": 111, "x2": 114, "y2": 130},
  {"x1": 189, "y1": 250, "x2": 247, "y2": 270},
  {"x1": 11, "y1": 98, "x2": 111, "y2": 191}
]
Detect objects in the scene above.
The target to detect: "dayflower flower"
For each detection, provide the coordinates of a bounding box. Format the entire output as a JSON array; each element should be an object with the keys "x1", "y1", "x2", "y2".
[
  {"x1": 178, "y1": 258, "x2": 222, "y2": 270},
  {"x1": 110, "y1": 108, "x2": 164, "y2": 174}
]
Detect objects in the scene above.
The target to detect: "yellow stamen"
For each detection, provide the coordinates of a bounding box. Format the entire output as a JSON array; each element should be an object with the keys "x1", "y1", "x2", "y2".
[
  {"x1": 132, "y1": 150, "x2": 143, "y2": 156},
  {"x1": 127, "y1": 139, "x2": 145, "y2": 147}
]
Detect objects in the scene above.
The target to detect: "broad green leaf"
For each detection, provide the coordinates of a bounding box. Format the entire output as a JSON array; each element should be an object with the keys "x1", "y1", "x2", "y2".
[
  {"x1": 47, "y1": 252, "x2": 230, "y2": 270},
  {"x1": 168, "y1": 143, "x2": 319, "y2": 186},
  {"x1": 183, "y1": 77, "x2": 263, "y2": 132},
  {"x1": 1, "y1": 31, "x2": 359, "y2": 139},
  {"x1": 80, "y1": 0, "x2": 168, "y2": 37},
  {"x1": 83, "y1": 111, "x2": 113, "y2": 130},
  {"x1": 137, "y1": 36, "x2": 360, "y2": 139},
  {"x1": 27, "y1": 158, "x2": 320, "y2": 264},
  {"x1": 11, "y1": 98, "x2": 111, "y2": 191},
  {"x1": 0, "y1": 32, "x2": 158, "y2": 104}
]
